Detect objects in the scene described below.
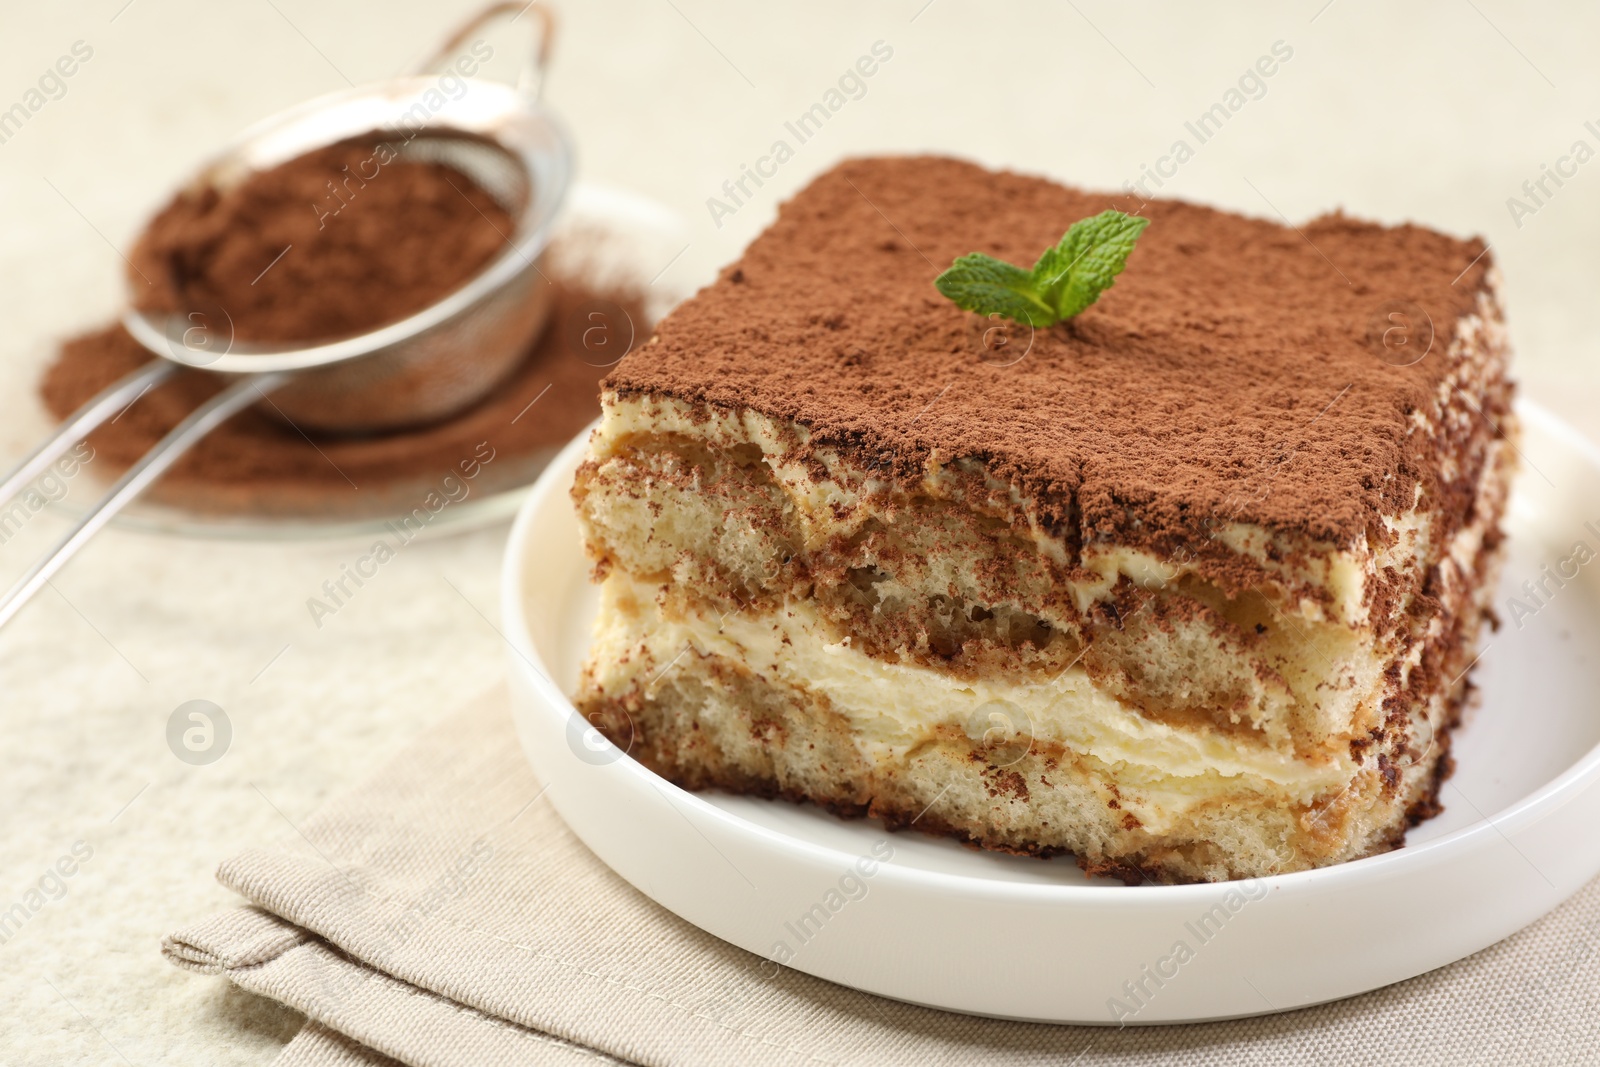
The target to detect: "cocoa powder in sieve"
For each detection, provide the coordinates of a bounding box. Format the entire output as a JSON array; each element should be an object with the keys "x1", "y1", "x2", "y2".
[{"x1": 129, "y1": 133, "x2": 516, "y2": 343}]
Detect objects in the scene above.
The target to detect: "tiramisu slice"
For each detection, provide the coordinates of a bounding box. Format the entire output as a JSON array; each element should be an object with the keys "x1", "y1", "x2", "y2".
[{"x1": 570, "y1": 156, "x2": 1515, "y2": 884}]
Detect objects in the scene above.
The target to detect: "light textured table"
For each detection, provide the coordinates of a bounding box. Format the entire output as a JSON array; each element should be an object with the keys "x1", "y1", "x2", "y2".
[{"x1": 1, "y1": 2, "x2": 1596, "y2": 1063}]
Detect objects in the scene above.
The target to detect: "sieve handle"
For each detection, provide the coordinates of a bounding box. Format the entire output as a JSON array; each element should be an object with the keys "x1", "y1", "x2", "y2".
[
  {"x1": 0, "y1": 359, "x2": 177, "y2": 511},
  {"x1": 414, "y1": 2, "x2": 557, "y2": 101},
  {"x1": 0, "y1": 371, "x2": 290, "y2": 632}
]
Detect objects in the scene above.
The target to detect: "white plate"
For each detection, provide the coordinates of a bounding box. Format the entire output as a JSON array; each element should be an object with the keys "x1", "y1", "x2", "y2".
[{"x1": 500, "y1": 401, "x2": 1600, "y2": 1024}]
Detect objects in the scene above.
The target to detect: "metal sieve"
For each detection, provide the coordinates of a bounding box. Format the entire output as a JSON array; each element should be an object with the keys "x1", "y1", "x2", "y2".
[{"x1": 0, "y1": 2, "x2": 570, "y2": 628}]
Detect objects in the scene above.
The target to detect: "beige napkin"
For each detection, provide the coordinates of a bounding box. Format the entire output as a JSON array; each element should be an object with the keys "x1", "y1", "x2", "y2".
[{"x1": 164, "y1": 686, "x2": 1600, "y2": 1066}]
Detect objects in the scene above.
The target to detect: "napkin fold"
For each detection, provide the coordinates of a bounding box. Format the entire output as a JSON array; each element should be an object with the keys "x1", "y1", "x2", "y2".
[{"x1": 165, "y1": 687, "x2": 1600, "y2": 1066}]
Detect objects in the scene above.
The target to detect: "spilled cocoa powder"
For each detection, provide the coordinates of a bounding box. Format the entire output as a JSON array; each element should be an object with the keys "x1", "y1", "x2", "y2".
[
  {"x1": 130, "y1": 133, "x2": 516, "y2": 343},
  {"x1": 40, "y1": 281, "x2": 643, "y2": 519}
]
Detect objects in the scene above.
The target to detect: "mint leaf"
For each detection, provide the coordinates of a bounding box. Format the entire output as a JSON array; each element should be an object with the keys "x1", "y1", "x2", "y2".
[
  {"x1": 1032, "y1": 211, "x2": 1150, "y2": 320},
  {"x1": 934, "y1": 210, "x2": 1149, "y2": 327},
  {"x1": 933, "y1": 253, "x2": 1056, "y2": 327}
]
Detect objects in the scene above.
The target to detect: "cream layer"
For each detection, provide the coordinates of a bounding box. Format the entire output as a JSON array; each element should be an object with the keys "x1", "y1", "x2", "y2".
[{"x1": 587, "y1": 572, "x2": 1366, "y2": 833}]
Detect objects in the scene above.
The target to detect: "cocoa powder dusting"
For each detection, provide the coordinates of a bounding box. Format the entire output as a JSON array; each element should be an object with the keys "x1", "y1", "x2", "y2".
[
  {"x1": 41, "y1": 281, "x2": 642, "y2": 519},
  {"x1": 130, "y1": 133, "x2": 516, "y2": 343},
  {"x1": 607, "y1": 156, "x2": 1510, "y2": 550}
]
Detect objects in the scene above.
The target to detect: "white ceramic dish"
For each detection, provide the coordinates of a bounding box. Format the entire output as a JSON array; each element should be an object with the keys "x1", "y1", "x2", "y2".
[{"x1": 501, "y1": 401, "x2": 1600, "y2": 1024}]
